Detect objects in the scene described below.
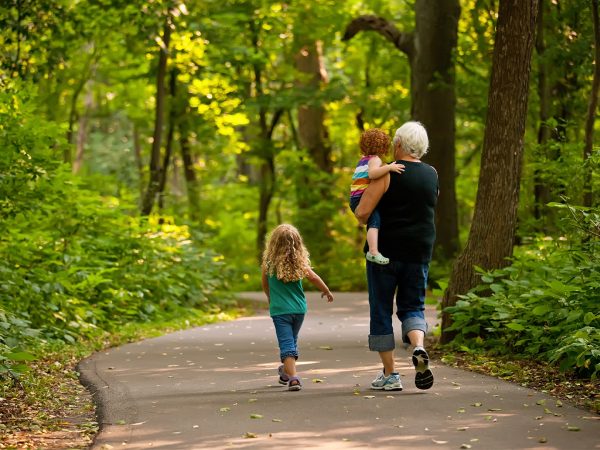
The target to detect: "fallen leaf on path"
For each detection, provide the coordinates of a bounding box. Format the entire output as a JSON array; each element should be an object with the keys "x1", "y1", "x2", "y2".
[
  {"x1": 319, "y1": 346, "x2": 333, "y2": 350},
  {"x1": 457, "y1": 408, "x2": 466, "y2": 413},
  {"x1": 244, "y1": 432, "x2": 257, "y2": 438},
  {"x1": 457, "y1": 427, "x2": 469, "y2": 431},
  {"x1": 248, "y1": 399, "x2": 258, "y2": 403},
  {"x1": 471, "y1": 402, "x2": 482, "y2": 407},
  {"x1": 567, "y1": 426, "x2": 580, "y2": 431},
  {"x1": 556, "y1": 400, "x2": 563, "y2": 407},
  {"x1": 538, "y1": 437, "x2": 548, "y2": 443},
  {"x1": 536, "y1": 399, "x2": 546, "y2": 406},
  {"x1": 363, "y1": 395, "x2": 375, "y2": 399},
  {"x1": 220, "y1": 407, "x2": 230, "y2": 412},
  {"x1": 432, "y1": 439, "x2": 448, "y2": 444},
  {"x1": 272, "y1": 419, "x2": 282, "y2": 423},
  {"x1": 312, "y1": 378, "x2": 324, "y2": 383},
  {"x1": 460, "y1": 444, "x2": 472, "y2": 449},
  {"x1": 487, "y1": 408, "x2": 502, "y2": 412},
  {"x1": 116, "y1": 420, "x2": 126, "y2": 425},
  {"x1": 250, "y1": 414, "x2": 263, "y2": 419}
]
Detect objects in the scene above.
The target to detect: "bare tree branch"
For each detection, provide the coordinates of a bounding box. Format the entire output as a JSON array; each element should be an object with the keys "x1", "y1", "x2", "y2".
[{"x1": 342, "y1": 15, "x2": 414, "y2": 59}]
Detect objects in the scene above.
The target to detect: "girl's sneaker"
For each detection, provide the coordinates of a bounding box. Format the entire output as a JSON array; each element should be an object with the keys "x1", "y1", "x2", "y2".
[
  {"x1": 278, "y1": 365, "x2": 289, "y2": 385},
  {"x1": 412, "y1": 347, "x2": 434, "y2": 390},
  {"x1": 366, "y1": 252, "x2": 390, "y2": 265},
  {"x1": 370, "y1": 372, "x2": 403, "y2": 391},
  {"x1": 288, "y1": 376, "x2": 302, "y2": 391}
]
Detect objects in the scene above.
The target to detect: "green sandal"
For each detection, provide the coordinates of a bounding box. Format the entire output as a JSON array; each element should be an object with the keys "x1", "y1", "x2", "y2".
[{"x1": 366, "y1": 252, "x2": 389, "y2": 265}]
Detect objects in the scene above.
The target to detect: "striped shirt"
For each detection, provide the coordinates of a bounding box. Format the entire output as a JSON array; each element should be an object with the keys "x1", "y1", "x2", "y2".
[{"x1": 350, "y1": 155, "x2": 375, "y2": 198}]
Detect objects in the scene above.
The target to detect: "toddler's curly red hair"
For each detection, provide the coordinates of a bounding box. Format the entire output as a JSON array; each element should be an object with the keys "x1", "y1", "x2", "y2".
[{"x1": 359, "y1": 128, "x2": 390, "y2": 156}]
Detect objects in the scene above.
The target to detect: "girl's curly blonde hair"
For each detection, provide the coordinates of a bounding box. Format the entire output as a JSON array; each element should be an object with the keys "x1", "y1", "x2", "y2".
[
  {"x1": 360, "y1": 128, "x2": 390, "y2": 157},
  {"x1": 262, "y1": 224, "x2": 311, "y2": 283}
]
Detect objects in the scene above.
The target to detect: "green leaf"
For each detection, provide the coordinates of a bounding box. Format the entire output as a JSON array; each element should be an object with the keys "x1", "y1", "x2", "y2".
[
  {"x1": 505, "y1": 322, "x2": 525, "y2": 331},
  {"x1": 5, "y1": 352, "x2": 36, "y2": 362}
]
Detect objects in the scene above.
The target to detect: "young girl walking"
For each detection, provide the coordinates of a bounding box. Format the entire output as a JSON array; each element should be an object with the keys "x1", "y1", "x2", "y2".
[
  {"x1": 349, "y1": 128, "x2": 404, "y2": 265},
  {"x1": 261, "y1": 224, "x2": 334, "y2": 391}
]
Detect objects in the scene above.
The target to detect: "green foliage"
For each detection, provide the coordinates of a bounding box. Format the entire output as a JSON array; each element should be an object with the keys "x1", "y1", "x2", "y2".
[
  {"x1": 0, "y1": 81, "x2": 232, "y2": 379},
  {"x1": 445, "y1": 206, "x2": 600, "y2": 378}
]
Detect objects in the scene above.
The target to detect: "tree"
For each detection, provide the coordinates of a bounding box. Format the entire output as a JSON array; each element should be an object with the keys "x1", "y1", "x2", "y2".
[
  {"x1": 342, "y1": 0, "x2": 461, "y2": 260},
  {"x1": 141, "y1": 14, "x2": 172, "y2": 216},
  {"x1": 583, "y1": 0, "x2": 600, "y2": 208},
  {"x1": 441, "y1": 0, "x2": 540, "y2": 343}
]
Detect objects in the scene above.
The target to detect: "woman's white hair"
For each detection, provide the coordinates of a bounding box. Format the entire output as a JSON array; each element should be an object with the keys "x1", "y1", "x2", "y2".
[{"x1": 392, "y1": 121, "x2": 429, "y2": 159}]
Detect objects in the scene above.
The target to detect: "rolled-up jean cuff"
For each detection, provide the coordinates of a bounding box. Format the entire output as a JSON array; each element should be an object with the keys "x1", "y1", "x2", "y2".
[
  {"x1": 280, "y1": 351, "x2": 298, "y2": 362},
  {"x1": 401, "y1": 317, "x2": 428, "y2": 344},
  {"x1": 368, "y1": 334, "x2": 395, "y2": 352}
]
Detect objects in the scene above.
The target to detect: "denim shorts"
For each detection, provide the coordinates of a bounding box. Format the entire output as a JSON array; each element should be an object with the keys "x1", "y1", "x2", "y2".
[
  {"x1": 366, "y1": 260, "x2": 429, "y2": 352},
  {"x1": 272, "y1": 314, "x2": 305, "y2": 362},
  {"x1": 349, "y1": 196, "x2": 381, "y2": 230}
]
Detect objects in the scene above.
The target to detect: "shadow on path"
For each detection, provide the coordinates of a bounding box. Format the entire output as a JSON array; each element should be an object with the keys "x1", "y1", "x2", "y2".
[{"x1": 79, "y1": 293, "x2": 600, "y2": 449}]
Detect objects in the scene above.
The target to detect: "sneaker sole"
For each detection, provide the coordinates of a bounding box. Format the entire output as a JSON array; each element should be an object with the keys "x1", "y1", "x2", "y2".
[
  {"x1": 370, "y1": 383, "x2": 403, "y2": 391},
  {"x1": 288, "y1": 384, "x2": 302, "y2": 391},
  {"x1": 413, "y1": 350, "x2": 434, "y2": 390}
]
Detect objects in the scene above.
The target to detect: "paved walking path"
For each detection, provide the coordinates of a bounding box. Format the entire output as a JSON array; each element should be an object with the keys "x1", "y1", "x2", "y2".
[{"x1": 79, "y1": 292, "x2": 599, "y2": 449}]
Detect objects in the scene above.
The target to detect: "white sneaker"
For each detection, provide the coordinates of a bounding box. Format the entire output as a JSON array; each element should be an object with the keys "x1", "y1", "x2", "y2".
[{"x1": 370, "y1": 372, "x2": 403, "y2": 391}]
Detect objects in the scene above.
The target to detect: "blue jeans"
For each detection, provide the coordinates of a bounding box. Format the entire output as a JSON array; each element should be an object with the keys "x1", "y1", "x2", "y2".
[
  {"x1": 366, "y1": 260, "x2": 429, "y2": 351},
  {"x1": 272, "y1": 314, "x2": 305, "y2": 362},
  {"x1": 349, "y1": 196, "x2": 381, "y2": 230}
]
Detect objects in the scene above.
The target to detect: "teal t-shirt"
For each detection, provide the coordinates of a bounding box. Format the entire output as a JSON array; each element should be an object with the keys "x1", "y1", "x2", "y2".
[{"x1": 268, "y1": 274, "x2": 307, "y2": 316}]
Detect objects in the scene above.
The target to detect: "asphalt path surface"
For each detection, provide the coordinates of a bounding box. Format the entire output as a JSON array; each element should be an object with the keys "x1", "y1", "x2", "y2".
[{"x1": 79, "y1": 292, "x2": 600, "y2": 449}]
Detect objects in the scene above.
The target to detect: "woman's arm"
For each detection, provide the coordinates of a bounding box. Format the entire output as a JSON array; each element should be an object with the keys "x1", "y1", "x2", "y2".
[
  {"x1": 354, "y1": 175, "x2": 389, "y2": 225},
  {"x1": 305, "y1": 268, "x2": 334, "y2": 302},
  {"x1": 261, "y1": 268, "x2": 270, "y2": 303}
]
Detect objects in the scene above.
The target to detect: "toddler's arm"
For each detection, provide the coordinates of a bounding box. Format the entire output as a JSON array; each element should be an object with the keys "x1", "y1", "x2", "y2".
[
  {"x1": 261, "y1": 268, "x2": 270, "y2": 304},
  {"x1": 306, "y1": 268, "x2": 334, "y2": 302},
  {"x1": 368, "y1": 156, "x2": 404, "y2": 179}
]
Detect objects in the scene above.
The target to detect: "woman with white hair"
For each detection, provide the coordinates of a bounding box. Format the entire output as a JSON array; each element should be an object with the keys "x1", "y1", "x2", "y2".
[{"x1": 355, "y1": 121, "x2": 438, "y2": 392}]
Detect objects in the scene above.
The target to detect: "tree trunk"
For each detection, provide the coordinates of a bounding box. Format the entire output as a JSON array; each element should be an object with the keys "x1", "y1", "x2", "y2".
[
  {"x1": 342, "y1": 5, "x2": 460, "y2": 260},
  {"x1": 178, "y1": 99, "x2": 201, "y2": 222},
  {"x1": 293, "y1": 40, "x2": 335, "y2": 260},
  {"x1": 441, "y1": 0, "x2": 539, "y2": 343},
  {"x1": 141, "y1": 17, "x2": 171, "y2": 216},
  {"x1": 533, "y1": 0, "x2": 553, "y2": 223},
  {"x1": 250, "y1": 20, "x2": 283, "y2": 261},
  {"x1": 72, "y1": 83, "x2": 94, "y2": 174},
  {"x1": 584, "y1": 0, "x2": 600, "y2": 208},
  {"x1": 413, "y1": 0, "x2": 461, "y2": 260},
  {"x1": 295, "y1": 41, "x2": 332, "y2": 174},
  {"x1": 157, "y1": 70, "x2": 177, "y2": 221},
  {"x1": 133, "y1": 124, "x2": 145, "y2": 202}
]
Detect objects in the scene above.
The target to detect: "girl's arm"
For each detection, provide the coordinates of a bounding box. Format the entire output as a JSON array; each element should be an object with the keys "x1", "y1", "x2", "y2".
[
  {"x1": 261, "y1": 268, "x2": 270, "y2": 304},
  {"x1": 368, "y1": 156, "x2": 404, "y2": 179},
  {"x1": 305, "y1": 268, "x2": 334, "y2": 302}
]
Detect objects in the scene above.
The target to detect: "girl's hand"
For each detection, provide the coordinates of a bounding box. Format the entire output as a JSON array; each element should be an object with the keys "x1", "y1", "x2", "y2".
[
  {"x1": 321, "y1": 291, "x2": 334, "y2": 303},
  {"x1": 388, "y1": 162, "x2": 405, "y2": 174}
]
